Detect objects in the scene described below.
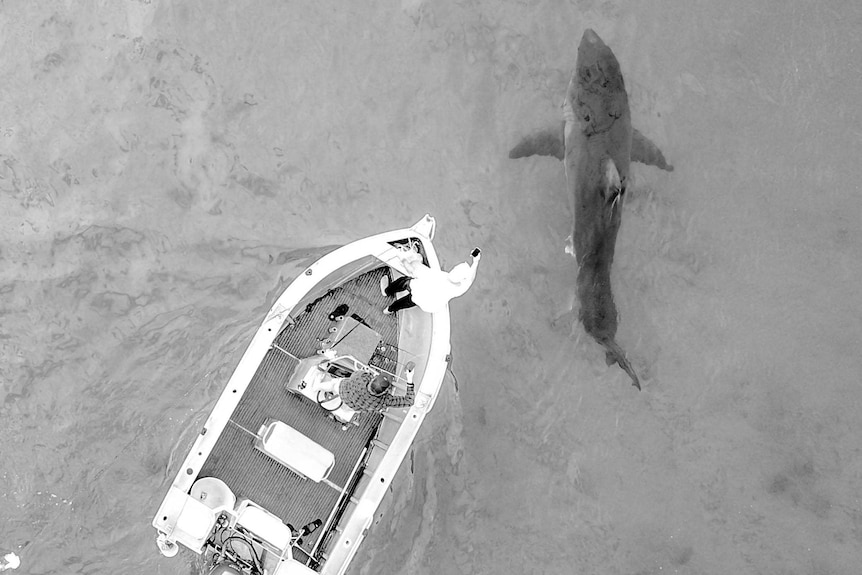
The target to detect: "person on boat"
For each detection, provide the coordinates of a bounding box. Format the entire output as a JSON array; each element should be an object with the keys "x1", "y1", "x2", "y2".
[
  {"x1": 319, "y1": 363, "x2": 415, "y2": 413},
  {"x1": 381, "y1": 247, "x2": 482, "y2": 315}
]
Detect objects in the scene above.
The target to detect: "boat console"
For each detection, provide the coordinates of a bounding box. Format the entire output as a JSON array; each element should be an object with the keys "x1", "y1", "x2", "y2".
[{"x1": 284, "y1": 355, "x2": 366, "y2": 424}]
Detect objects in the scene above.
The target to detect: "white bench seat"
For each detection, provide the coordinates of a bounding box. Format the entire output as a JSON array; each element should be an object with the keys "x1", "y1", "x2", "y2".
[
  {"x1": 235, "y1": 500, "x2": 294, "y2": 551},
  {"x1": 254, "y1": 420, "x2": 334, "y2": 482}
]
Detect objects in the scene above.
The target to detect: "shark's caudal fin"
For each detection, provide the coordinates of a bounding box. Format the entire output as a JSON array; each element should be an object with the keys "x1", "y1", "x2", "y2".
[
  {"x1": 631, "y1": 128, "x2": 674, "y2": 172},
  {"x1": 601, "y1": 338, "x2": 641, "y2": 390},
  {"x1": 508, "y1": 126, "x2": 564, "y2": 160}
]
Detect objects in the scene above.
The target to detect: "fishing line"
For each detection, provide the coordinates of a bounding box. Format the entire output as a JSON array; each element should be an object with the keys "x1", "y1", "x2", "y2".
[{"x1": 445, "y1": 353, "x2": 460, "y2": 393}]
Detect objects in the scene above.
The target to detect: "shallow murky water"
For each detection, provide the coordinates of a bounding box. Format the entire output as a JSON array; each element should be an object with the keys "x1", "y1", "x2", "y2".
[{"x1": 2, "y1": 1, "x2": 861, "y2": 574}]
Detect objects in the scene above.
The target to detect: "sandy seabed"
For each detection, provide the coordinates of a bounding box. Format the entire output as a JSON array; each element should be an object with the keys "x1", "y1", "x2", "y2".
[{"x1": 1, "y1": 1, "x2": 861, "y2": 574}]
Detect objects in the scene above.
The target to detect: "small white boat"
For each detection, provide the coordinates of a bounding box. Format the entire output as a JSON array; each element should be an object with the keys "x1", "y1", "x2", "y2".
[{"x1": 153, "y1": 215, "x2": 451, "y2": 575}]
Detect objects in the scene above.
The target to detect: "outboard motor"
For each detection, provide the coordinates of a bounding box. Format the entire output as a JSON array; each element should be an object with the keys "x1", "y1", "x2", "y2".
[
  {"x1": 205, "y1": 549, "x2": 262, "y2": 575},
  {"x1": 204, "y1": 534, "x2": 263, "y2": 575},
  {"x1": 207, "y1": 564, "x2": 244, "y2": 575}
]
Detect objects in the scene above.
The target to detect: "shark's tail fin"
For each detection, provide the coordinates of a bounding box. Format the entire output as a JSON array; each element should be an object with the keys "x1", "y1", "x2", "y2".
[{"x1": 601, "y1": 338, "x2": 641, "y2": 390}]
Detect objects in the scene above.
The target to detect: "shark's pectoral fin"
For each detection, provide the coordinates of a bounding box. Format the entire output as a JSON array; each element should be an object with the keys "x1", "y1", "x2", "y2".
[
  {"x1": 631, "y1": 128, "x2": 674, "y2": 172},
  {"x1": 508, "y1": 125, "x2": 565, "y2": 160}
]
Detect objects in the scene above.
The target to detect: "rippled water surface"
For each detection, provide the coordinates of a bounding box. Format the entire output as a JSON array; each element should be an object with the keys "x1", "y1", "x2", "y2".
[{"x1": 2, "y1": 1, "x2": 861, "y2": 574}]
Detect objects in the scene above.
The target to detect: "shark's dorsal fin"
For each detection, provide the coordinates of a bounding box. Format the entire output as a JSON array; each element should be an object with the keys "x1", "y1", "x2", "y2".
[
  {"x1": 631, "y1": 128, "x2": 674, "y2": 171},
  {"x1": 508, "y1": 125, "x2": 564, "y2": 160}
]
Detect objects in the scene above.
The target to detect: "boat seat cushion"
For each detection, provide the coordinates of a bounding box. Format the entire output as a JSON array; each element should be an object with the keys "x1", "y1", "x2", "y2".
[
  {"x1": 174, "y1": 495, "x2": 218, "y2": 547},
  {"x1": 255, "y1": 420, "x2": 335, "y2": 482},
  {"x1": 235, "y1": 500, "x2": 293, "y2": 551}
]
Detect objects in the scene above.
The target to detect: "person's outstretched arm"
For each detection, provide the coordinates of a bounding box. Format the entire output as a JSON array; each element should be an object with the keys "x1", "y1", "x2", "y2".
[{"x1": 384, "y1": 381, "x2": 415, "y2": 409}]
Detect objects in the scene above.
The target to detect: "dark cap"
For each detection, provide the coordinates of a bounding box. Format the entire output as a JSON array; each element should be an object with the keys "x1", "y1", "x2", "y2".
[{"x1": 368, "y1": 374, "x2": 392, "y2": 395}]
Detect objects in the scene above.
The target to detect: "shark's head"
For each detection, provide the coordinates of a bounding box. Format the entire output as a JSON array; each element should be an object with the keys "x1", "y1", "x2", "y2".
[{"x1": 574, "y1": 29, "x2": 627, "y2": 136}]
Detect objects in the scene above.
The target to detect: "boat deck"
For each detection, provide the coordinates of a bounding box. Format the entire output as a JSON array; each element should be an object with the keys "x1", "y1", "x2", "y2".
[{"x1": 199, "y1": 266, "x2": 400, "y2": 559}]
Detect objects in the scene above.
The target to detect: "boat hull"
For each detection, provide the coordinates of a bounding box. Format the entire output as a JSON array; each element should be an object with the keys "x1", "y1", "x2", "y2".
[{"x1": 153, "y1": 215, "x2": 451, "y2": 575}]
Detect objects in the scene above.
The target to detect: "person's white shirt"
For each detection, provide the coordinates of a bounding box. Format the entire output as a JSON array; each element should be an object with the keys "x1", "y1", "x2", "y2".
[{"x1": 405, "y1": 252, "x2": 481, "y2": 313}]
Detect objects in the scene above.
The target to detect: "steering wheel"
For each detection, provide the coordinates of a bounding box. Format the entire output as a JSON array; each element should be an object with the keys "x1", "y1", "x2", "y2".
[{"x1": 316, "y1": 391, "x2": 343, "y2": 412}]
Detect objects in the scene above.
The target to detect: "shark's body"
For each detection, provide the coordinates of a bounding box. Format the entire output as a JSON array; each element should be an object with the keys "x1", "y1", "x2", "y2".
[{"x1": 510, "y1": 29, "x2": 673, "y2": 390}]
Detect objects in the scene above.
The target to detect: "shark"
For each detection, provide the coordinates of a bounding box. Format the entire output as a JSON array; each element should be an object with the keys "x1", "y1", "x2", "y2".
[{"x1": 509, "y1": 29, "x2": 673, "y2": 390}]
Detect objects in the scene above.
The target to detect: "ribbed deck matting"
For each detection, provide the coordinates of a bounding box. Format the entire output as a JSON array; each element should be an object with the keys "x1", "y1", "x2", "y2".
[
  {"x1": 199, "y1": 266, "x2": 401, "y2": 553},
  {"x1": 228, "y1": 348, "x2": 376, "y2": 488},
  {"x1": 274, "y1": 266, "x2": 401, "y2": 375},
  {"x1": 201, "y1": 421, "x2": 341, "y2": 530}
]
